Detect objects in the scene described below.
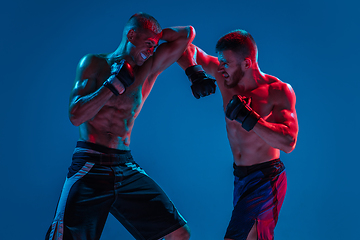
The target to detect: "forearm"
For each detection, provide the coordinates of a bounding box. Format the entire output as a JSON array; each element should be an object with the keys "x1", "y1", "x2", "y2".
[
  {"x1": 69, "y1": 86, "x2": 113, "y2": 126},
  {"x1": 151, "y1": 26, "x2": 195, "y2": 74},
  {"x1": 177, "y1": 44, "x2": 197, "y2": 70},
  {"x1": 177, "y1": 43, "x2": 217, "y2": 99},
  {"x1": 253, "y1": 119, "x2": 297, "y2": 153},
  {"x1": 177, "y1": 44, "x2": 219, "y2": 77}
]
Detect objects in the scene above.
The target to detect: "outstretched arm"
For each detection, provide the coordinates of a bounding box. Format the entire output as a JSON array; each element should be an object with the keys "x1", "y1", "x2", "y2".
[
  {"x1": 177, "y1": 44, "x2": 219, "y2": 98},
  {"x1": 178, "y1": 44, "x2": 220, "y2": 76}
]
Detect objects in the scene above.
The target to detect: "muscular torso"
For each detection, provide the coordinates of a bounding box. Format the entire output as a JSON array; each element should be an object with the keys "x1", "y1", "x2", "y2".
[
  {"x1": 78, "y1": 54, "x2": 157, "y2": 150},
  {"x1": 216, "y1": 73, "x2": 282, "y2": 166}
]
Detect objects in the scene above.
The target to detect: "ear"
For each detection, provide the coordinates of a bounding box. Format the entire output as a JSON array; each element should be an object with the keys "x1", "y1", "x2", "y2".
[
  {"x1": 243, "y1": 58, "x2": 252, "y2": 69},
  {"x1": 127, "y1": 29, "x2": 136, "y2": 42}
]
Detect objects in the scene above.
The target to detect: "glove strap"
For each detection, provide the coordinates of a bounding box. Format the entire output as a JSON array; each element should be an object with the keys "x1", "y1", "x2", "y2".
[
  {"x1": 103, "y1": 59, "x2": 131, "y2": 96},
  {"x1": 103, "y1": 79, "x2": 120, "y2": 96},
  {"x1": 185, "y1": 65, "x2": 206, "y2": 83},
  {"x1": 185, "y1": 65, "x2": 204, "y2": 76},
  {"x1": 103, "y1": 74, "x2": 125, "y2": 96},
  {"x1": 242, "y1": 111, "x2": 260, "y2": 131}
]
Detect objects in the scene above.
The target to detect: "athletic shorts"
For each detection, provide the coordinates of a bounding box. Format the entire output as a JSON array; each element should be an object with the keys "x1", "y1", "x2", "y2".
[
  {"x1": 224, "y1": 159, "x2": 287, "y2": 240},
  {"x1": 46, "y1": 141, "x2": 186, "y2": 240}
]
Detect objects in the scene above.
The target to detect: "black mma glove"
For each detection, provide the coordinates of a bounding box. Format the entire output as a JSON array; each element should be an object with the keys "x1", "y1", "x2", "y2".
[
  {"x1": 185, "y1": 65, "x2": 216, "y2": 99},
  {"x1": 103, "y1": 59, "x2": 135, "y2": 95},
  {"x1": 225, "y1": 95, "x2": 260, "y2": 131}
]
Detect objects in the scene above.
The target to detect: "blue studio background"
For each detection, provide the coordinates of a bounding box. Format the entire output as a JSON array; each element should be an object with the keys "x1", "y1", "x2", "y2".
[{"x1": 1, "y1": 0, "x2": 359, "y2": 239}]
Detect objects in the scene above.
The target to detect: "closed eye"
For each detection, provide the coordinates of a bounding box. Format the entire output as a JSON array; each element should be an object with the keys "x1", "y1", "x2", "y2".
[{"x1": 146, "y1": 40, "x2": 156, "y2": 47}]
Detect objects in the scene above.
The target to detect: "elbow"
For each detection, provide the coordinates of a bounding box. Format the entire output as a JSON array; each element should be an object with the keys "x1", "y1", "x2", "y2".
[
  {"x1": 69, "y1": 114, "x2": 82, "y2": 127},
  {"x1": 282, "y1": 137, "x2": 297, "y2": 153},
  {"x1": 186, "y1": 25, "x2": 196, "y2": 43},
  {"x1": 70, "y1": 120, "x2": 82, "y2": 127},
  {"x1": 69, "y1": 107, "x2": 83, "y2": 126}
]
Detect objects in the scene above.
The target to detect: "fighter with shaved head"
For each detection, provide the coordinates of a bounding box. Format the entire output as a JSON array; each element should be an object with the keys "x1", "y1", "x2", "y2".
[{"x1": 46, "y1": 12, "x2": 194, "y2": 240}]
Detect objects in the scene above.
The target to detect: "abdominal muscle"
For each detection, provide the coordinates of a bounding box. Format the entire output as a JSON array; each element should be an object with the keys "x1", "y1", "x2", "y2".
[
  {"x1": 78, "y1": 91, "x2": 143, "y2": 150},
  {"x1": 226, "y1": 119, "x2": 280, "y2": 166}
]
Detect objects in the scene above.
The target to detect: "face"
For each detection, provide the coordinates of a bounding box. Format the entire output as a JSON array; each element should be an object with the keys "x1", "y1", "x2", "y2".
[
  {"x1": 128, "y1": 28, "x2": 161, "y2": 66},
  {"x1": 217, "y1": 50, "x2": 245, "y2": 88}
]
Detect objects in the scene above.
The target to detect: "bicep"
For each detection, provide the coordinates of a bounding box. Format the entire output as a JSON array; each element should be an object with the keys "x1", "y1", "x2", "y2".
[
  {"x1": 151, "y1": 26, "x2": 195, "y2": 74},
  {"x1": 273, "y1": 84, "x2": 298, "y2": 134},
  {"x1": 69, "y1": 55, "x2": 98, "y2": 109},
  {"x1": 150, "y1": 40, "x2": 188, "y2": 74}
]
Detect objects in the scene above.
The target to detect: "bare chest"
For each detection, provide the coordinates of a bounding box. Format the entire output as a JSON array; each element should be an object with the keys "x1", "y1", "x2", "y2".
[
  {"x1": 96, "y1": 63, "x2": 151, "y2": 116},
  {"x1": 105, "y1": 85, "x2": 144, "y2": 116}
]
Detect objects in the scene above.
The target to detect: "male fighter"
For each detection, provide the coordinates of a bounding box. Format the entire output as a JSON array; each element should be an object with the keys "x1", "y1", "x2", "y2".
[
  {"x1": 46, "y1": 12, "x2": 194, "y2": 240},
  {"x1": 177, "y1": 29, "x2": 298, "y2": 240}
]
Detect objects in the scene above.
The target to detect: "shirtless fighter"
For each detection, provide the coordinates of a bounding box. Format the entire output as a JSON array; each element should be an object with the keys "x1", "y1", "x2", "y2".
[
  {"x1": 46, "y1": 13, "x2": 194, "y2": 240},
  {"x1": 177, "y1": 30, "x2": 298, "y2": 240}
]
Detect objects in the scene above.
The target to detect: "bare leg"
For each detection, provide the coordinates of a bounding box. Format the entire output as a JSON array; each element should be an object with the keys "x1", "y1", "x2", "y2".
[
  {"x1": 246, "y1": 222, "x2": 258, "y2": 240},
  {"x1": 163, "y1": 224, "x2": 190, "y2": 240}
]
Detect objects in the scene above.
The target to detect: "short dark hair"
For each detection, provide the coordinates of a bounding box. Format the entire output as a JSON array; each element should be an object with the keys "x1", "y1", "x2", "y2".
[
  {"x1": 126, "y1": 12, "x2": 162, "y2": 34},
  {"x1": 215, "y1": 29, "x2": 257, "y2": 61}
]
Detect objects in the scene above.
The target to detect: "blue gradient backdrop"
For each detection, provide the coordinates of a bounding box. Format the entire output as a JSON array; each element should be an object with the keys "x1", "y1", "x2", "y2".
[{"x1": 1, "y1": 0, "x2": 359, "y2": 239}]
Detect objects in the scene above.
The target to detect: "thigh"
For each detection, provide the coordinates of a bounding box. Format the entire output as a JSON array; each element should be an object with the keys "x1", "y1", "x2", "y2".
[
  {"x1": 110, "y1": 162, "x2": 187, "y2": 240},
  {"x1": 256, "y1": 171, "x2": 287, "y2": 240},
  {"x1": 48, "y1": 161, "x2": 115, "y2": 240},
  {"x1": 225, "y1": 171, "x2": 287, "y2": 240}
]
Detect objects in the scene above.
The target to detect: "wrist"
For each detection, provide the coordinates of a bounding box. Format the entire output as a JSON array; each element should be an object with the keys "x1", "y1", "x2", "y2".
[
  {"x1": 241, "y1": 110, "x2": 260, "y2": 131},
  {"x1": 185, "y1": 65, "x2": 206, "y2": 83},
  {"x1": 185, "y1": 65, "x2": 203, "y2": 74},
  {"x1": 227, "y1": 95, "x2": 260, "y2": 131},
  {"x1": 103, "y1": 75, "x2": 125, "y2": 95}
]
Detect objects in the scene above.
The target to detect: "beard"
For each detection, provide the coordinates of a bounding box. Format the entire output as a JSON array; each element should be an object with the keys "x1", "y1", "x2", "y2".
[{"x1": 224, "y1": 66, "x2": 245, "y2": 89}]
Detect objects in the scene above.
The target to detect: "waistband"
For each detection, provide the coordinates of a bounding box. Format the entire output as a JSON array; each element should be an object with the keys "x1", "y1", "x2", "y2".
[
  {"x1": 75, "y1": 141, "x2": 131, "y2": 154},
  {"x1": 233, "y1": 158, "x2": 285, "y2": 178},
  {"x1": 72, "y1": 141, "x2": 134, "y2": 165}
]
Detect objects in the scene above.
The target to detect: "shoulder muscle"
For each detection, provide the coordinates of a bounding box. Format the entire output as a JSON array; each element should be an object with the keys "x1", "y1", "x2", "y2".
[{"x1": 70, "y1": 54, "x2": 105, "y2": 101}]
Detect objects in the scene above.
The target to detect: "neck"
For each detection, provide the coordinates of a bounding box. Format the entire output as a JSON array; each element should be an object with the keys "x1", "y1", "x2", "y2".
[
  {"x1": 238, "y1": 65, "x2": 265, "y2": 92},
  {"x1": 251, "y1": 66, "x2": 265, "y2": 83},
  {"x1": 111, "y1": 40, "x2": 136, "y2": 67}
]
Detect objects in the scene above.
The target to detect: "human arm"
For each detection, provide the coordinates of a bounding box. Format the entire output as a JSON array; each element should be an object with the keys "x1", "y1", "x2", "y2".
[
  {"x1": 252, "y1": 84, "x2": 298, "y2": 153},
  {"x1": 68, "y1": 54, "x2": 124, "y2": 126},
  {"x1": 150, "y1": 26, "x2": 195, "y2": 74},
  {"x1": 177, "y1": 44, "x2": 218, "y2": 98},
  {"x1": 226, "y1": 84, "x2": 299, "y2": 153},
  {"x1": 177, "y1": 43, "x2": 219, "y2": 76}
]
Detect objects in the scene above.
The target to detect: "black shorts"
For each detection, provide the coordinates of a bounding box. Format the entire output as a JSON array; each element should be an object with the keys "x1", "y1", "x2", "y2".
[
  {"x1": 47, "y1": 141, "x2": 186, "y2": 240},
  {"x1": 225, "y1": 159, "x2": 287, "y2": 240}
]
